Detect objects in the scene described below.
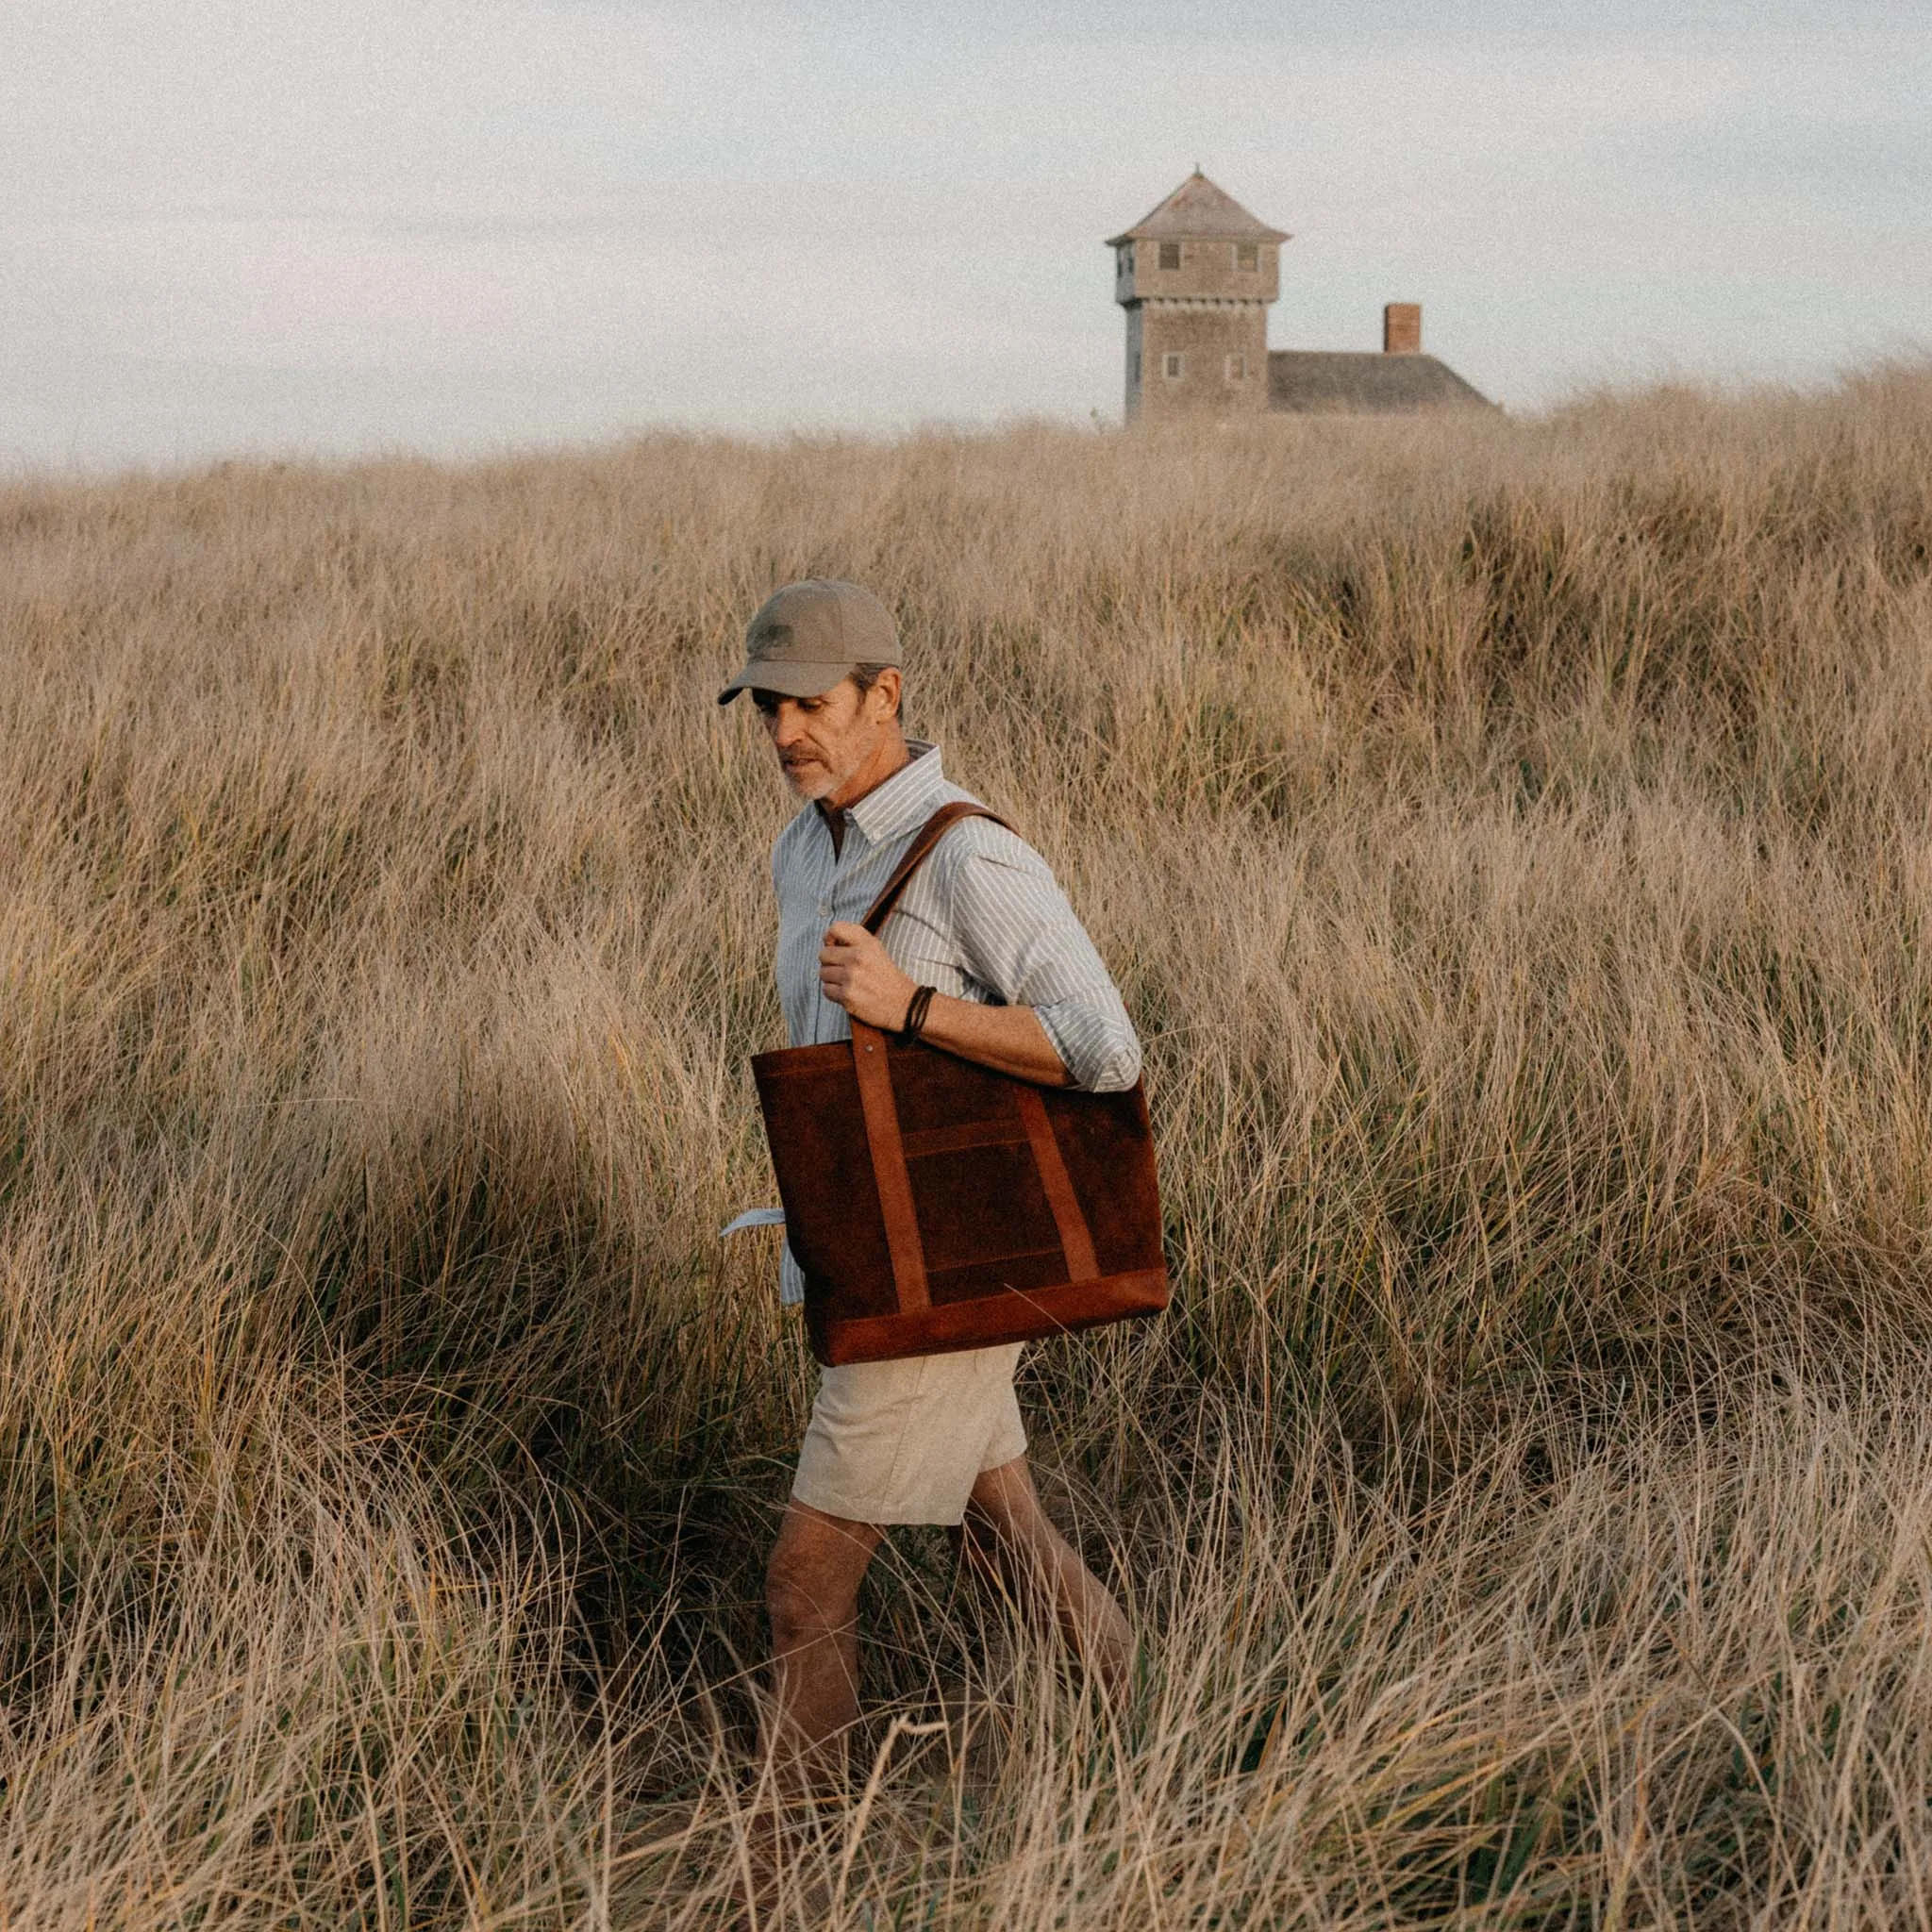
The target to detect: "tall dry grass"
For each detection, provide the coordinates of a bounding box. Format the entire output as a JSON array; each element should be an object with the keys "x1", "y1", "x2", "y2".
[{"x1": 2, "y1": 365, "x2": 1931, "y2": 1926}]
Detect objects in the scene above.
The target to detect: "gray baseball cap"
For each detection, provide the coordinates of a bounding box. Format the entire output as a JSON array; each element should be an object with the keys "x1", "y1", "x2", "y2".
[{"x1": 717, "y1": 578, "x2": 901, "y2": 706}]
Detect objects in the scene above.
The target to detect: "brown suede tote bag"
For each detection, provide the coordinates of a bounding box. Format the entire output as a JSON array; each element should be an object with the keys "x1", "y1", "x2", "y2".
[{"x1": 752, "y1": 802, "x2": 1169, "y2": 1368}]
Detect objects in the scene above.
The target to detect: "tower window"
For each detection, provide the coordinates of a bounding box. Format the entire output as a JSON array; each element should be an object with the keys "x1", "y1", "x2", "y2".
[
  {"x1": 1130, "y1": 350, "x2": 1141, "y2": 384},
  {"x1": 1163, "y1": 352, "x2": 1184, "y2": 379},
  {"x1": 1158, "y1": 242, "x2": 1181, "y2": 271},
  {"x1": 1237, "y1": 243, "x2": 1258, "y2": 271},
  {"x1": 1225, "y1": 354, "x2": 1247, "y2": 382}
]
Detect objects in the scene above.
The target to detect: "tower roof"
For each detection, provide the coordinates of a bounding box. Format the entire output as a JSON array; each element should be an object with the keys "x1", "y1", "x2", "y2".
[{"x1": 1107, "y1": 171, "x2": 1289, "y2": 247}]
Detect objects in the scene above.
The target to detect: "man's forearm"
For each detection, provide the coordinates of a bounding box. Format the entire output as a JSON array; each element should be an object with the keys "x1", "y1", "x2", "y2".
[
  {"x1": 914, "y1": 993, "x2": 1070, "y2": 1087},
  {"x1": 816, "y1": 921, "x2": 1072, "y2": 1085}
]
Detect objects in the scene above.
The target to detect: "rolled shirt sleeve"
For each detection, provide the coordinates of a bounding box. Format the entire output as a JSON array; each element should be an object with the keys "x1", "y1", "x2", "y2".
[{"x1": 945, "y1": 836, "x2": 1142, "y2": 1093}]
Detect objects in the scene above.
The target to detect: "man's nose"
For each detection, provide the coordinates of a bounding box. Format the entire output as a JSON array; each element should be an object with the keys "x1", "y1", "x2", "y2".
[{"x1": 770, "y1": 706, "x2": 807, "y2": 746}]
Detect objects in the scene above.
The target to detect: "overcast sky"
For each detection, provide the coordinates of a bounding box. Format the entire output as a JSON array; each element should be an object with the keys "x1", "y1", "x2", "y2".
[{"x1": 5, "y1": 1, "x2": 1928, "y2": 472}]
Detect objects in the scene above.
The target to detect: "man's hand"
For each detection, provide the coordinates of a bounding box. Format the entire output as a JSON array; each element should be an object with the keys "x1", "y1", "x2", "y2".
[
  {"x1": 819, "y1": 921, "x2": 1071, "y2": 1083},
  {"x1": 819, "y1": 923, "x2": 919, "y2": 1031}
]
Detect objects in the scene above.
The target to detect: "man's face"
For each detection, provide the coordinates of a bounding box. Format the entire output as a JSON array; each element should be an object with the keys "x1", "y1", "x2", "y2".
[{"x1": 753, "y1": 676, "x2": 894, "y2": 803}]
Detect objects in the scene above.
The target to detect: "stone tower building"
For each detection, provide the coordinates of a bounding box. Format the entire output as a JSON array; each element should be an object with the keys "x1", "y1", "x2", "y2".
[{"x1": 1108, "y1": 171, "x2": 1288, "y2": 424}]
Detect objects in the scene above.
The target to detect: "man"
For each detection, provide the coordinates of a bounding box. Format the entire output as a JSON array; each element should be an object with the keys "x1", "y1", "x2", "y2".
[{"x1": 719, "y1": 577, "x2": 1139, "y2": 1775}]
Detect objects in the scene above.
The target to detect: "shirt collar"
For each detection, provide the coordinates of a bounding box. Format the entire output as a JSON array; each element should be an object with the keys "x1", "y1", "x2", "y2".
[{"x1": 839, "y1": 741, "x2": 948, "y2": 848}]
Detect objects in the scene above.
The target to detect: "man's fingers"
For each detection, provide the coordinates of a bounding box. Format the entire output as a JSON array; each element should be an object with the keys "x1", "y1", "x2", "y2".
[
  {"x1": 819, "y1": 922, "x2": 892, "y2": 1020},
  {"x1": 821, "y1": 929, "x2": 874, "y2": 970}
]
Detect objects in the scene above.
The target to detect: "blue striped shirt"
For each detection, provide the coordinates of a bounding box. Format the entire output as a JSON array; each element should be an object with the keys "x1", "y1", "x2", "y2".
[{"x1": 771, "y1": 741, "x2": 1141, "y2": 1304}]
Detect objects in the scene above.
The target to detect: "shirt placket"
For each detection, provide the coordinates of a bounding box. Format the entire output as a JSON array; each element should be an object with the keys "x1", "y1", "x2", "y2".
[{"x1": 810, "y1": 813, "x2": 871, "y2": 1044}]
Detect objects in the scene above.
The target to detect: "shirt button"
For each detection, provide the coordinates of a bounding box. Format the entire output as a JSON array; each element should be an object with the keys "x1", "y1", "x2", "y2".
[{"x1": 816, "y1": 900, "x2": 832, "y2": 917}]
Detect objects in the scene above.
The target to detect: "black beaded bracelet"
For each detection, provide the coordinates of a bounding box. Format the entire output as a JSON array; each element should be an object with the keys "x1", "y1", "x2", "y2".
[{"x1": 899, "y1": 983, "x2": 938, "y2": 1044}]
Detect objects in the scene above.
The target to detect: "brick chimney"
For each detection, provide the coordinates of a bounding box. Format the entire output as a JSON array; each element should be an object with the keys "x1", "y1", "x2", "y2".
[{"x1": 1383, "y1": 303, "x2": 1422, "y2": 355}]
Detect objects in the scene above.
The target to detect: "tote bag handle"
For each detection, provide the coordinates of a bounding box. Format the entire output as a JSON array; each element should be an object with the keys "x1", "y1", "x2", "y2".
[{"x1": 844, "y1": 801, "x2": 1012, "y2": 1318}]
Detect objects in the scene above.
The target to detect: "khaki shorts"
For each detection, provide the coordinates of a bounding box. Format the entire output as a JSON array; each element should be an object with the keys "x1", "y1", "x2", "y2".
[{"x1": 790, "y1": 1342, "x2": 1027, "y2": 1526}]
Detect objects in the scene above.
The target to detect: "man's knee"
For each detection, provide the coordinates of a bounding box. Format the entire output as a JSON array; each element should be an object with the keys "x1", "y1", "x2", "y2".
[
  {"x1": 966, "y1": 1455, "x2": 1046, "y2": 1543},
  {"x1": 765, "y1": 1514, "x2": 874, "y2": 1648},
  {"x1": 766, "y1": 1557, "x2": 841, "y2": 1648}
]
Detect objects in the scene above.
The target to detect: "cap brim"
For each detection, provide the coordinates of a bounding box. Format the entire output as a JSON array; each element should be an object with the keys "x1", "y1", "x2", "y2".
[{"x1": 716, "y1": 660, "x2": 858, "y2": 706}]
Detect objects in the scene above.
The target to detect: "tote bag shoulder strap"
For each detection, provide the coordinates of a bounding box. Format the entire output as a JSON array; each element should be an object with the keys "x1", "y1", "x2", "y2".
[
  {"x1": 860, "y1": 800, "x2": 1012, "y2": 935},
  {"x1": 848, "y1": 799, "x2": 1012, "y2": 1321}
]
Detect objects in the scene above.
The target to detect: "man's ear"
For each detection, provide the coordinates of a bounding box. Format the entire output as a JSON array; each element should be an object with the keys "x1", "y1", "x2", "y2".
[{"x1": 873, "y1": 667, "x2": 903, "y2": 721}]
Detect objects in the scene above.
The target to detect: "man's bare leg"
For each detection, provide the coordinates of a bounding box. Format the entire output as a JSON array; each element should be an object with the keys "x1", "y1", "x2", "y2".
[
  {"x1": 762, "y1": 1499, "x2": 885, "y2": 1779},
  {"x1": 954, "y1": 1456, "x2": 1131, "y2": 1699},
  {"x1": 741, "y1": 1505, "x2": 883, "y2": 1923}
]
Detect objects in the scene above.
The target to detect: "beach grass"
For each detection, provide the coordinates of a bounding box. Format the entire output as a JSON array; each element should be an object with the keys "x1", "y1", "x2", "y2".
[{"x1": 3, "y1": 364, "x2": 1931, "y2": 1924}]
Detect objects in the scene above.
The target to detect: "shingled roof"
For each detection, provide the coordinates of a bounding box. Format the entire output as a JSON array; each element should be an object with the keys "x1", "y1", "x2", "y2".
[
  {"x1": 1107, "y1": 171, "x2": 1289, "y2": 246},
  {"x1": 1267, "y1": 351, "x2": 1495, "y2": 413}
]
